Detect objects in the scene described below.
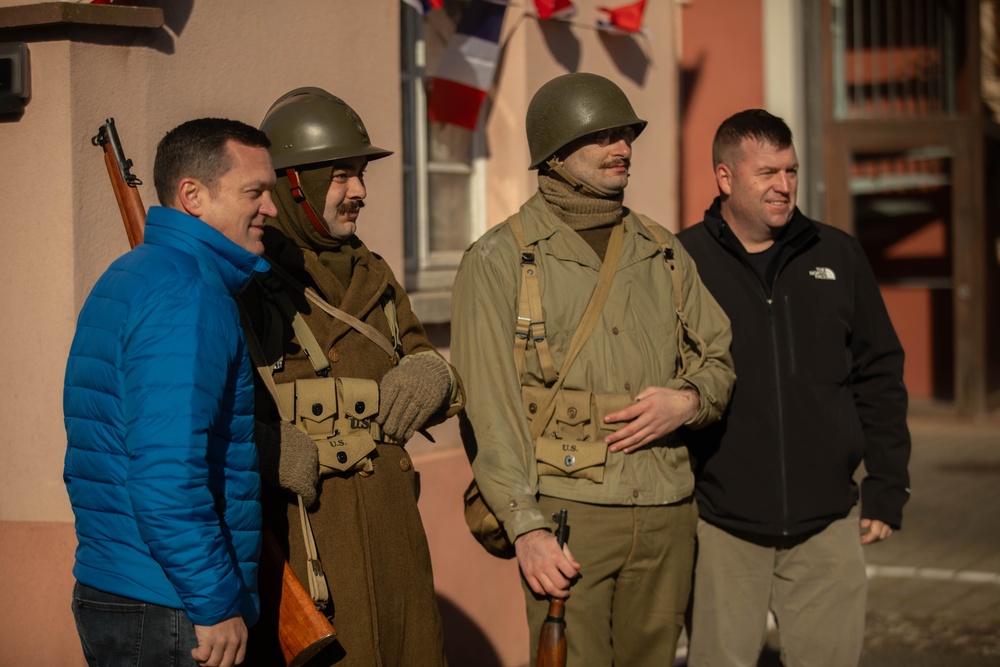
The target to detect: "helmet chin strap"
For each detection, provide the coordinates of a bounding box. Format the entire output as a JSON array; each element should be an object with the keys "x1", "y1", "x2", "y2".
[
  {"x1": 284, "y1": 167, "x2": 334, "y2": 239},
  {"x1": 544, "y1": 156, "x2": 613, "y2": 199}
]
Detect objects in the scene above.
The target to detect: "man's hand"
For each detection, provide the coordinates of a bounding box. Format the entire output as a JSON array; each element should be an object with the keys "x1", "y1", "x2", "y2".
[
  {"x1": 255, "y1": 420, "x2": 320, "y2": 506},
  {"x1": 515, "y1": 529, "x2": 581, "y2": 599},
  {"x1": 860, "y1": 518, "x2": 893, "y2": 545},
  {"x1": 191, "y1": 615, "x2": 248, "y2": 667},
  {"x1": 604, "y1": 387, "x2": 699, "y2": 454},
  {"x1": 377, "y1": 353, "x2": 451, "y2": 441}
]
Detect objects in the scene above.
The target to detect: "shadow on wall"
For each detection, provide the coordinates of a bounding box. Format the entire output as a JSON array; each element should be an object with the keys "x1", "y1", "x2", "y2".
[
  {"x1": 143, "y1": 0, "x2": 194, "y2": 35},
  {"x1": 598, "y1": 31, "x2": 649, "y2": 86},
  {"x1": 136, "y1": 0, "x2": 195, "y2": 54},
  {"x1": 145, "y1": 0, "x2": 193, "y2": 53},
  {"x1": 539, "y1": 18, "x2": 581, "y2": 72},
  {"x1": 30, "y1": 0, "x2": 196, "y2": 54},
  {"x1": 439, "y1": 594, "x2": 506, "y2": 667},
  {"x1": 534, "y1": 18, "x2": 650, "y2": 86}
]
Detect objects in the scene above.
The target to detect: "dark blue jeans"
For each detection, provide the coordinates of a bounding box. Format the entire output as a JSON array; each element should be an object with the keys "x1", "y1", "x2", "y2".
[{"x1": 72, "y1": 581, "x2": 200, "y2": 666}]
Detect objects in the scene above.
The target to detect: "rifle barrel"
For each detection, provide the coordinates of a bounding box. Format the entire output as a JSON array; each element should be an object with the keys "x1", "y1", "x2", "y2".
[{"x1": 93, "y1": 118, "x2": 142, "y2": 186}]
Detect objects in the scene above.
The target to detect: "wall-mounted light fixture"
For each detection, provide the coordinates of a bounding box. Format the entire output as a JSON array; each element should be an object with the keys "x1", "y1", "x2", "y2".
[{"x1": 0, "y1": 43, "x2": 30, "y2": 114}]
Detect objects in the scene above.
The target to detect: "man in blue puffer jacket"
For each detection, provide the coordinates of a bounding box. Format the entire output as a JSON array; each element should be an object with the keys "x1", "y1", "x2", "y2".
[{"x1": 64, "y1": 118, "x2": 276, "y2": 667}]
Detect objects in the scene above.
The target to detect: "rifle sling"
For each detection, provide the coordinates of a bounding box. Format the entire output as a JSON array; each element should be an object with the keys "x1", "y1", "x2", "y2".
[{"x1": 633, "y1": 213, "x2": 706, "y2": 376}]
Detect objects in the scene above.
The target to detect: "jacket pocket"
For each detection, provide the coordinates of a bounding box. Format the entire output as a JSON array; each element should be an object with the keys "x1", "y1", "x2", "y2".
[
  {"x1": 522, "y1": 387, "x2": 609, "y2": 482},
  {"x1": 536, "y1": 436, "x2": 608, "y2": 482},
  {"x1": 288, "y1": 376, "x2": 378, "y2": 474}
]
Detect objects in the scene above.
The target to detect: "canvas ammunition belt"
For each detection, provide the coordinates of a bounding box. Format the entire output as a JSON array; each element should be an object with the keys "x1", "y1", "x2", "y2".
[
  {"x1": 276, "y1": 376, "x2": 400, "y2": 475},
  {"x1": 521, "y1": 386, "x2": 633, "y2": 482}
]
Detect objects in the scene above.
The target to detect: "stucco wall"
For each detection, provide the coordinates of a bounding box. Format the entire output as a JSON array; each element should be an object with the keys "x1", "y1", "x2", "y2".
[
  {"x1": 0, "y1": 1, "x2": 678, "y2": 665},
  {"x1": 678, "y1": 0, "x2": 764, "y2": 229}
]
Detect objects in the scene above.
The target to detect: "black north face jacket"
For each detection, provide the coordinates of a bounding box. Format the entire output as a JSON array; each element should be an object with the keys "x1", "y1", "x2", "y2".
[{"x1": 677, "y1": 199, "x2": 910, "y2": 538}]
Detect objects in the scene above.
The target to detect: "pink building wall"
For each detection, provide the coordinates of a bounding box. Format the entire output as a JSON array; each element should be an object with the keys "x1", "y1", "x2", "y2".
[{"x1": 678, "y1": 0, "x2": 764, "y2": 229}]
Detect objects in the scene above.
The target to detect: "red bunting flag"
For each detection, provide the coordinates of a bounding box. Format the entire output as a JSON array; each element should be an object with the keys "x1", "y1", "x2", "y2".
[
  {"x1": 534, "y1": 0, "x2": 577, "y2": 21},
  {"x1": 402, "y1": 0, "x2": 443, "y2": 14},
  {"x1": 596, "y1": 0, "x2": 646, "y2": 34}
]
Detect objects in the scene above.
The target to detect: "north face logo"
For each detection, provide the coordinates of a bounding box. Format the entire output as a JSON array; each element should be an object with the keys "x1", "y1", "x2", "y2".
[{"x1": 809, "y1": 267, "x2": 836, "y2": 280}]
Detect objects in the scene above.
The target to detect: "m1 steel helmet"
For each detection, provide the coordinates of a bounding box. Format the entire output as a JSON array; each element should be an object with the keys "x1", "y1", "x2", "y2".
[
  {"x1": 260, "y1": 86, "x2": 392, "y2": 170},
  {"x1": 525, "y1": 72, "x2": 646, "y2": 169}
]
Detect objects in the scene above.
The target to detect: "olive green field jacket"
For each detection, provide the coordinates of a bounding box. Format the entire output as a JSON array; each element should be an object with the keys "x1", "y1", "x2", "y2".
[{"x1": 452, "y1": 193, "x2": 735, "y2": 543}]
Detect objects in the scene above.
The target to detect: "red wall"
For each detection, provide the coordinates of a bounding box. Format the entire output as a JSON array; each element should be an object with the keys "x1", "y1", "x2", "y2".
[{"x1": 679, "y1": 0, "x2": 764, "y2": 229}]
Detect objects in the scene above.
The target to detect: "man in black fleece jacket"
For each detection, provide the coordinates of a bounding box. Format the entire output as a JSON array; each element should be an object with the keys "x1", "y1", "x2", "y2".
[{"x1": 678, "y1": 109, "x2": 911, "y2": 667}]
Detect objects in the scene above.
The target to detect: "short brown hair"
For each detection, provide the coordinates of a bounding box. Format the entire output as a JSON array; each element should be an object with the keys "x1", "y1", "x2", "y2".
[
  {"x1": 153, "y1": 118, "x2": 270, "y2": 206},
  {"x1": 712, "y1": 109, "x2": 793, "y2": 168}
]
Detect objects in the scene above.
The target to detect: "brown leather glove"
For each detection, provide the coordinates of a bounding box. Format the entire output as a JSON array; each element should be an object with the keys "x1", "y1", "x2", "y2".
[
  {"x1": 376, "y1": 352, "x2": 452, "y2": 442},
  {"x1": 255, "y1": 420, "x2": 320, "y2": 507}
]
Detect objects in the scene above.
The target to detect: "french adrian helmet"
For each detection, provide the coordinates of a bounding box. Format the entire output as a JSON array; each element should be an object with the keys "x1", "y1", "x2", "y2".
[{"x1": 260, "y1": 87, "x2": 392, "y2": 170}]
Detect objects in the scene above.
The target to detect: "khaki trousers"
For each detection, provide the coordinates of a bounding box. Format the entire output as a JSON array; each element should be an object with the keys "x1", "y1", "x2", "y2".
[
  {"x1": 523, "y1": 495, "x2": 697, "y2": 667},
  {"x1": 688, "y1": 516, "x2": 867, "y2": 667}
]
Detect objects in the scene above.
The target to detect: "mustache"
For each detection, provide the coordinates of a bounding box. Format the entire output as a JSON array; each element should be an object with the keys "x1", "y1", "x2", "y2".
[
  {"x1": 337, "y1": 199, "x2": 365, "y2": 215},
  {"x1": 603, "y1": 158, "x2": 630, "y2": 170}
]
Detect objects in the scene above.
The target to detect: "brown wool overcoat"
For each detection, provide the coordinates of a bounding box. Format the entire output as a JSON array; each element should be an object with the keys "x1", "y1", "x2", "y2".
[{"x1": 241, "y1": 226, "x2": 463, "y2": 667}]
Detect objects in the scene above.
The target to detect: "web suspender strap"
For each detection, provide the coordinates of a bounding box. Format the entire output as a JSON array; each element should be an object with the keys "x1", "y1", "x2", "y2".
[
  {"x1": 298, "y1": 495, "x2": 331, "y2": 607},
  {"x1": 508, "y1": 213, "x2": 559, "y2": 385},
  {"x1": 238, "y1": 303, "x2": 331, "y2": 607},
  {"x1": 524, "y1": 221, "x2": 625, "y2": 441},
  {"x1": 380, "y1": 293, "x2": 404, "y2": 357},
  {"x1": 635, "y1": 214, "x2": 706, "y2": 376},
  {"x1": 265, "y1": 262, "x2": 399, "y2": 365},
  {"x1": 256, "y1": 272, "x2": 331, "y2": 377},
  {"x1": 240, "y1": 305, "x2": 294, "y2": 423}
]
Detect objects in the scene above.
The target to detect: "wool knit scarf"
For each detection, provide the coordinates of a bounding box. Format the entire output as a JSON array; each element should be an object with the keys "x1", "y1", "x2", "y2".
[
  {"x1": 538, "y1": 172, "x2": 623, "y2": 260},
  {"x1": 269, "y1": 164, "x2": 356, "y2": 290}
]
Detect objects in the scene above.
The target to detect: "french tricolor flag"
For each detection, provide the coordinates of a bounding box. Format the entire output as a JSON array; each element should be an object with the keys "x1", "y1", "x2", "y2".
[{"x1": 427, "y1": 0, "x2": 508, "y2": 130}]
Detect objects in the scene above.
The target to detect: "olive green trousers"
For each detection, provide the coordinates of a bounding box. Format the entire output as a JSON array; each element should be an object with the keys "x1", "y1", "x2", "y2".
[{"x1": 523, "y1": 495, "x2": 697, "y2": 666}]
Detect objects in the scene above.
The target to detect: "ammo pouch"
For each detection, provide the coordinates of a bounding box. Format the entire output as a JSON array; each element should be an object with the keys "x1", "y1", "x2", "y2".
[
  {"x1": 276, "y1": 376, "x2": 380, "y2": 475},
  {"x1": 522, "y1": 386, "x2": 632, "y2": 483}
]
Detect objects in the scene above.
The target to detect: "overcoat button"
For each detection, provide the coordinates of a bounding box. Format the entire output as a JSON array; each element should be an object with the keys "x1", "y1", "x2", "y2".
[
  {"x1": 400, "y1": 456, "x2": 411, "y2": 472},
  {"x1": 328, "y1": 347, "x2": 340, "y2": 363}
]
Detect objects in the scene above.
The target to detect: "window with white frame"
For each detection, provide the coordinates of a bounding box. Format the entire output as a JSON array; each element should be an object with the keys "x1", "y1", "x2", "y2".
[{"x1": 401, "y1": 1, "x2": 488, "y2": 324}]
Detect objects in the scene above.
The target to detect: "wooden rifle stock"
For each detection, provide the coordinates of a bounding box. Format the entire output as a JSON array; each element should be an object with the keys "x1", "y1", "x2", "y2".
[
  {"x1": 260, "y1": 531, "x2": 338, "y2": 666},
  {"x1": 92, "y1": 118, "x2": 146, "y2": 246},
  {"x1": 536, "y1": 509, "x2": 568, "y2": 667},
  {"x1": 93, "y1": 118, "x2": 336, "y2": 667}
]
